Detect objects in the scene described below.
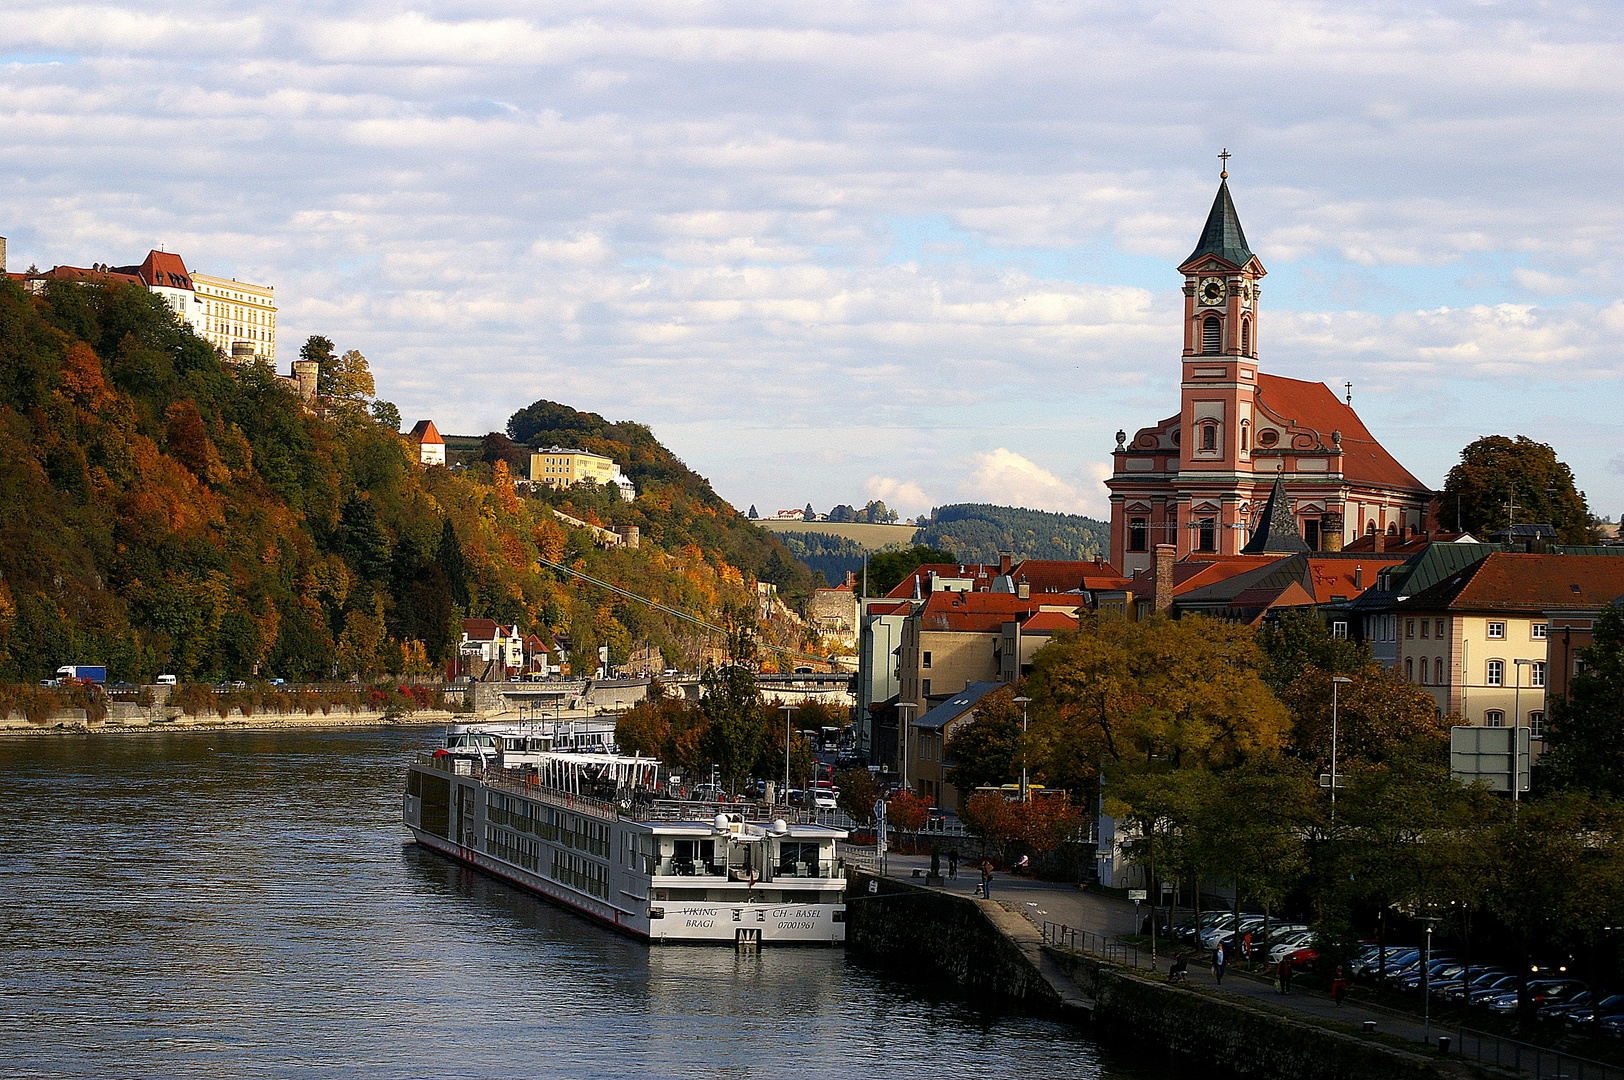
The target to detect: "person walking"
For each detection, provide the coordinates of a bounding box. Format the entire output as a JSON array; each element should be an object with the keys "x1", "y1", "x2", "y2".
[
  {"x1": 980, "y1": 861, "x2": 993, "y2": 901},
  {"x1": 1331, "y1": 965, "x2": 1348, "y2": 1006},
  {"x1": 947, "y1": 849, "x2": 959, "y2": 880},
  {"x1": 1213, "y1": 943, "x2": 1227, "y2": 985},
  {"x1": 1275, "y1": 957, "x2": 1290, "y2": 994}
]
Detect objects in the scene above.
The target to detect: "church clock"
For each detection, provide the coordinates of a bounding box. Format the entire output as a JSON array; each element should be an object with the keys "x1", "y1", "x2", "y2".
[{"x1": 1199, "y1": 276, "x2": 1226, "y2": 306}]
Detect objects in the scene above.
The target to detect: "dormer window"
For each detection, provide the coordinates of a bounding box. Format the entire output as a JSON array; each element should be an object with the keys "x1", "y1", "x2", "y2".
[{"x1": 1202, "y1": 316, "x2": 1221, "y2": 354}]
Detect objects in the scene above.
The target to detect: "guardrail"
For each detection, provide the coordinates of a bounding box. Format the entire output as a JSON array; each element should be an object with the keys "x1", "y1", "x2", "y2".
[
  {"x1": 1455, "y1": 1027, "x2": 1624, "y2": 1080},
  {"x1": 1042, "y1": 921, "x2": 1145, "y2": 971}
]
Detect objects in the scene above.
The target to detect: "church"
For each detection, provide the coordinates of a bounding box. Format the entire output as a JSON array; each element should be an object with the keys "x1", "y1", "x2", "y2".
[{"x1": 1105, "y1": 171, "x2": 1434, "y2": 575}]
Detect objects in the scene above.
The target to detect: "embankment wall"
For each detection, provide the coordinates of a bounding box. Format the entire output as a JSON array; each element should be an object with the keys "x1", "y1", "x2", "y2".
[{"x1": 845, "y1": 871, "x2": 1459, "y2": 1080}]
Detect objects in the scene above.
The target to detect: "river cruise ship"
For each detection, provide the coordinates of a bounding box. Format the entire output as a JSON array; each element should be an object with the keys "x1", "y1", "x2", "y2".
[{"x1": 404, "y1": 723, "x2": 849, "y2": 946}]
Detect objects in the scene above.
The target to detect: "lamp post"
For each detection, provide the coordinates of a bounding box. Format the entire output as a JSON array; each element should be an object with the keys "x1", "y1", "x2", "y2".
[
  {"x1": 896, "y1": 701, "x2": 919, "y2": 792},
  {"x1": 781, "y1": 704, "x2": 794, "y2": 808},
  {"x1": 1330, "y1": 676, "x2": 1352, "y2": 821},
  {"x1": 1013, "y1": 696, "x2": 1033, "y2": 801},
  {"x1": 1421, "y1": 914, "x2": 1440, "y2": 1043},
  {"x1": 1513, "y1": 658, "x2": 1533, "y2": 804}
]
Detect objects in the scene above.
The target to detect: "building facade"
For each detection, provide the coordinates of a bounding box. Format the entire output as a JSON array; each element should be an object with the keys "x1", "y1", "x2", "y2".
[
  {"x1": 408, "y1": 420, "x2": 447, "y2": 466},
  {"x1": 530, "y1": 447, "x2": 636, "y2": 500},
  {"x1": 1104, "y1": 178, "x2": 1433, "y2": 575},
  {"x1": 190, "y1": 271, "x2": 277, "y2": 364}
]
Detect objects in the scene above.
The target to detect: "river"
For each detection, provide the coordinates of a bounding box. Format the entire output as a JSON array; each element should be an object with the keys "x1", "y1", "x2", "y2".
[{"x1": 0, "y1": 727, "x2": 1171, "y2": 1079}]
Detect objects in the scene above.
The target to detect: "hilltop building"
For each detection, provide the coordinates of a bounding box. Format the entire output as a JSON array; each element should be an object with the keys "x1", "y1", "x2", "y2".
[
  {"x1": 529, "y1": 446, "x2": 636, "y2": 501},
  {"x1": 408, "y1": 420, "x2": 447, "y2": 466},
  {"x1": 1105, "y1": 175, "x2": 1433, "y2": 574}
]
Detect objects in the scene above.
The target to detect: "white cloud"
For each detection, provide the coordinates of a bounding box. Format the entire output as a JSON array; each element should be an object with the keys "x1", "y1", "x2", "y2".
[
  {"x1": 864, "y1": 476, "x2": 932, "y2": 518},
  {"x1": 2, "y1": 0, "x2": 1623, "y2": 518}
]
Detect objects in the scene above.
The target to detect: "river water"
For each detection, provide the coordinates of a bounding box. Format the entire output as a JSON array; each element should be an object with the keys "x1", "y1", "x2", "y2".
[{"x1": 0, "y1": 727, "x2": 1170, "y2": 1080}]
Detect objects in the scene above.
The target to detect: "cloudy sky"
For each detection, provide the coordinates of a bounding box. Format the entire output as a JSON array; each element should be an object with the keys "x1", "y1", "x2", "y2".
[{"x1": 4, "y1": 1, "x2": 1622, "y2": 522}]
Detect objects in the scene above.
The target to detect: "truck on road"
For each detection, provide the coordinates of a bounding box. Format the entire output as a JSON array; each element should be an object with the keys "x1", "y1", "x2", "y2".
[{"x1": 56, "y1": 665, "x2": 107, "y2": 684}]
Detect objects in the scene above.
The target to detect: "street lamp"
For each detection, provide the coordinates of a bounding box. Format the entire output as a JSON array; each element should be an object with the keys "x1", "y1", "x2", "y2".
[
  {"x1": 1513, "y1": 659, "x2": 1534, "y2": 804},
  {"x1": 1330, "y1": 676, "x2": 1352, "y2": 821},
  {"x1": 1421, "y1": 914, "x2": 1440, "y2": 1043},
  {"x1": 896, "y1": 701, "x2": 919, "y2": 792},
  {"x1": 1013, "y1": 696, "x2": 1033, "y2": 801},
  {"x1": 780, "y1": 704, "x2": 794, "y2": 808}
]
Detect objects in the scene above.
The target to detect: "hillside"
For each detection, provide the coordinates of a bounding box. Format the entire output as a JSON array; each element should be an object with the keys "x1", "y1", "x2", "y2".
[
  {"x1": 0, "y1": 278, "x2": 815, "y2": 682},
  {"x1": 916, "y1": 504, "x2": 1109, "y2": 563}
]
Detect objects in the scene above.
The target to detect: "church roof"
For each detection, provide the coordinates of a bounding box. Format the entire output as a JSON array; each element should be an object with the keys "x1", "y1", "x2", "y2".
[
  {"x1": 1242, "y1": 475, "x2": 1311, "y2": 555},
  {"x1": 1183, "y1": 179, "x2": 1254, "y2": 269},
  {"x1": 1254, "y1": 374, "x2": 1430, "y2": 492}
]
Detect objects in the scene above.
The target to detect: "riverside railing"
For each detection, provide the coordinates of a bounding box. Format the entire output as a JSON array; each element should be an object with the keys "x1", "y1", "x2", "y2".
[
  {"x1": 1041, "y1": 921, "x2": 1145, "y2": 971},
  {"x1": 1454, "y1": 1028, "x2": 1624, "y2": 1080}
]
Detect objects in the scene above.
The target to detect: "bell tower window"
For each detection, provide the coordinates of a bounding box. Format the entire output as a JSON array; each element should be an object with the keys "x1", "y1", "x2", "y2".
[
  {"x1": 1241, "y1": 318, "x2": 1251, "y2": 355},
  {"x1": 1202, "y1": 316, "x2": 1221, "y2": 354},
  {"x1": 1200, "y1": 423, "x2": 1217, "y2": 451},
  {"x1": 1240, "y1": 421, "x2": 1250, "y2": 450}
]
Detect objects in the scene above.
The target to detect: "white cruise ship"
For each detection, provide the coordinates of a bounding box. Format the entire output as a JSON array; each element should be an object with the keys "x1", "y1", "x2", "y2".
[{"x1": 403, "y1": 723, "x2": 849, "y2": 946}]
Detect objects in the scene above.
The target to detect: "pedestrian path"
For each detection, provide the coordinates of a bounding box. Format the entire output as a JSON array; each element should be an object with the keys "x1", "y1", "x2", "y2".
[{"x1": 881, "y1": 854, "x2": 1437, "y2": 1049}]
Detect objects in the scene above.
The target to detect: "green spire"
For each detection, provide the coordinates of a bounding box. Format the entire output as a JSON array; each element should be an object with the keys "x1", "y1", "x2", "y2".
[{"x1": 1184, "y1": 179, "x2": 1254, "y2": 268}]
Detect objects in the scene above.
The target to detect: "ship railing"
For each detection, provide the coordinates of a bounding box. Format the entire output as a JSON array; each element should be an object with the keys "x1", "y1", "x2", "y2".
[{"x1": 414, "y1": 753, "x2": 621, "y2": 821}]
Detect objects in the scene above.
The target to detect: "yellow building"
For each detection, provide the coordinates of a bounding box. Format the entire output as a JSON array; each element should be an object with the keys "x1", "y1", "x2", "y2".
[
  {"x1": 529, "y1": 447, "x2": 636, "y2": 500},
  {"x1": 191, "y1": 272, "x2": 277, "y2": 364}
]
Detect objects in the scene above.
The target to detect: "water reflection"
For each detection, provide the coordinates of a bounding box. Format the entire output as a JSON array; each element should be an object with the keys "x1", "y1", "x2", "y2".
[{"x1": 0, "y1": 728, "x2": 1169, "y2": 1080}]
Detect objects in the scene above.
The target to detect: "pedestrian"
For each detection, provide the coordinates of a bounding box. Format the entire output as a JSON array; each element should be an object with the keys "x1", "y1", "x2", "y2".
[
  {"x1": 1213, "y1": 943, "x2": 1227, "y2": 985},
  {"x1": 1275, "y1": 957, "x2": 1290, "y2": 994},
  {"x1": 980, "y1": 861, "x2": 993, "y2": 900},
  {"x1": 1241, "y1": 931, "x2": 1252, "y2": 963},
  {"x1": 947, "y1": 849, "x2": 959, "y2": 880},
  {"x1": 1332, "y1": 965, "x2": 1348, "y2": 1007},
  {"x1": 1014, "y1": 853, "x2": 1030, "y2": 876}
]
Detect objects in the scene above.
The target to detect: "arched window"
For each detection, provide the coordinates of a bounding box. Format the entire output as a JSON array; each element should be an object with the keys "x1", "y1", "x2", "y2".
[
  {"x1": 1387, "y1": 522, "x2": 1399, "y2": 535},
  {"x1": 1239, "y1": 421, "x2": 1249, "y2": 450},
  {"x1": 1200, "y1": 423, "x2": 1217, "y2": 451},
  {"x1": 1486, "y1": 659, "x2": 1504, "y2": 686},
  {"x1": 1366, "y1": 522, "x2": 1377, "y2": 534},
  {"x1": 1241, "y1": 318, "x2": 1251, "y2": 355},
  {"x1": 1484, "y1": 710, "x2": 1504, "y2": 728},
  {"x1": 1405, "y1": 657, "x2": 1414, "y2": 681},
  {"x1": 1419, "y1": 659, "x2": 1428, "y2": 684},
  {"x1": 1202, "y1": 316, "x2": 1221, "y2": 354},
  {"x1": 1435, "y1": 657, "x2": 1445, "y2": 684}
]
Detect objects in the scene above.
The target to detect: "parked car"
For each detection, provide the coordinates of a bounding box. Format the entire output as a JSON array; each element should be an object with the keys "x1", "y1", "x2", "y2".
[
  {"x1": 1485, "y1": 980, "x2": 1588, "y2": 1016},
  {"x1": 1352, "y1": 946, "x2": 1418, "y2": 978},
  {"x1": 813, "y1": 790, "x2": 838, "y2": 810},
  {"x1": 1267, "y1": 931, "x2": 1317, "y2": 964},
  {"x1": 1564, "y1": 993, "x2": 1624, "y2": 1031},
  {"x1": 1438, "y1": 967, "x2": 1510, "y2": 1002},
  {"x1": 1200, "y1": 915, "x2": 1268, "y2": 949},
  {"x1": 1536, "y1": 989, "x2": 1595, "y2": 1024}
]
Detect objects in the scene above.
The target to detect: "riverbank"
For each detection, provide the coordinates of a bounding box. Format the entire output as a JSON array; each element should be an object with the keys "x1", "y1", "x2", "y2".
[{"x1": 0, "y1": 708, "x2": 470, "y2": 736}]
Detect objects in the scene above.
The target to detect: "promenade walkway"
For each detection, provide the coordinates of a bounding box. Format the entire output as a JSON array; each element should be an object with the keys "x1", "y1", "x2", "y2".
[{"x1": 880, "y1": 853, "x2": 1439, "y2": 1048}]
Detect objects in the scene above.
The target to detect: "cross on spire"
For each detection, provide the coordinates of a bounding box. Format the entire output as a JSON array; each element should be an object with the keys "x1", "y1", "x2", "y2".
[{"x1": 1218, "y1": 148, "x2": 1230, "y2": 179}]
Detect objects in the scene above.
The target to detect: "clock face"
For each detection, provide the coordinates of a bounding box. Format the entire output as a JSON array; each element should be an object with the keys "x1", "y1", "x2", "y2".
[
  {"x1": 1238, "y1": 282, "x2": 1253, "y2": 307},
  {"x1": 1199, "y1": 277, "x2": 1227, "y2": 306}
]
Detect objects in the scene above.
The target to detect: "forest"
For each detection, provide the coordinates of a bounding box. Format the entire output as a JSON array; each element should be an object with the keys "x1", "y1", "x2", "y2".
[{"x1": 0, "y1": 277, "x2": 813, "y2": 682}]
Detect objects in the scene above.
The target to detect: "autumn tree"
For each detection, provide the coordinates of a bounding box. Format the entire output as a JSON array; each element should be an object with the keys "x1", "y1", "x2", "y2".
[
  {"x1": 835, "y1": 767, "x2": 879, "y2": 825},
  {"x1": 698, "y1": 663, "x2": 767, "y2": 790},
  {"x1": 886, "y1": 789, "x2": 931, "y2": 831},
  {"x1": 1024, "y1": 615, "x2": 1291, "y2": 794},
  {"x1": 1440, "y1": 434, "x2": 1597, "y2": 543}
]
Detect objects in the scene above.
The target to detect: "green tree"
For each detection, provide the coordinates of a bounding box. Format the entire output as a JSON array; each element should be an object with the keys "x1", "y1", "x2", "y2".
[
  {"x1": 1542, "y1": 602, "x2": 1624, "y2": 795},
  {"x1": 319, "y1": 347, "x2": 375, "y2": 402},
  {"x1": 1441, "y1": 434, "x2": 1597, "y2": 543},
  {"x1": 835, "y1": 767, "x2": 879, "y2": 825},
  {"x1": 371, "y1": 400, "x2": 401, "y2": 430},
  {"x1": 698, "y1": 663, "x2": 766, "y2": 790},
  {"x1": 860, "y1": 545, "x2": 957, "y2": 598},
  {"x1": 1258, "y1": 610, "x2": 1370, "y2": 692},
  {"x1": 944, "y1": 692, "x2": 1021, "y2": 795}
]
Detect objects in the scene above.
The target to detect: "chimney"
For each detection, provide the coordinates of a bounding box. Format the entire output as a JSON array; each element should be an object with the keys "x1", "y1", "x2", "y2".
[
  {"x1": 1354, "y1": 566, "x2": 1363, "y2": 590},
  {"x1": 1017, "y1": 579, "x2": 1030, "y2": 600},
  {"x1": 1322, "y1": 513, "x2": 1343, "y2": 552},
  {"x1": 999, "y1": 551, "x2": 1013, "y2": 576},
  {"x1": 1374, "y1": 530, "x2": 1386, "y2": 555},
  {"x1": 1153, "y1": 544, "x2": 1175, "y2": 615}
]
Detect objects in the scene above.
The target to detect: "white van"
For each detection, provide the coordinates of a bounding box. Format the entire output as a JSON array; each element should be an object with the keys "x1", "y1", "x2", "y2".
[{"x1": 156, "y1": 674, "x2": 177, "y2": 686}]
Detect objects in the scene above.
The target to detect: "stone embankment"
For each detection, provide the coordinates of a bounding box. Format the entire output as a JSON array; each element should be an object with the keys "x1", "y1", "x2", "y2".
[
  {"x1": 0, "y1": 705, "x2": 465, "y2": 736},
  {"x1": 845, "y1": 871, "x2": 1468, "y2": 1080}
]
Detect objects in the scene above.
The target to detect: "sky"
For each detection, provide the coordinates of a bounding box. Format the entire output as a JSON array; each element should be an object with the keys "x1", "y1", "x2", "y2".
[{"x1": 3, "y1": 1, "x2": 1622, "y2": 523}]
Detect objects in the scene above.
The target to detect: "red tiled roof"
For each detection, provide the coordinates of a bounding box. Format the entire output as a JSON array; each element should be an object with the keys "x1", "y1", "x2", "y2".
[
  {"x1": 1303, "y1": 555, "x2": 1408, "y2": 603},
  {"x1": 1255, "y1": 374, "x2": 1427, "y2": 492},
  {"x1": 462, "y1": 618, "x2": 500, "y2": 640},
  {"x1": 887, "y1": 563, "x2": 999, "y2": 598},
  {"x1": 1021, "y1": 610, "x2": 1079, "y2": 633},
  {"x1": 408, "y1": 419, "x2": 444, "y2": 445},
  {"x1": 1403, "y1": 553, "x2": 1624, "y2": 614},
  {"x1": 887, "y1": 558, "x2": 1128, "y2": 599},
  {"x1": 124, "y1": 250, "x2": 194, "y2": 291},
  {"x1": 36, "y1": 265, "x2": 144, "y2": 286},
  {"x1": 865, "y1": 600, "x2": 913, "y2": 616},
  {"x1": 918, "y1": 591, "x2": 1073, "y2": 633}
]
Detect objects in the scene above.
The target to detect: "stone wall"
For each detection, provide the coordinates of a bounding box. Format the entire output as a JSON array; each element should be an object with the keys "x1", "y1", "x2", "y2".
[{"x1": 846, "y1": 871, "x2": 1458, "y2": 1080}]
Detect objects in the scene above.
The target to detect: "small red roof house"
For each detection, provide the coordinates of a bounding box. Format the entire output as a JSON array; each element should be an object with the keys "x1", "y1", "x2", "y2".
[{"x1": 408, "y1": 420, "x2": 446, "y2": 466}]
